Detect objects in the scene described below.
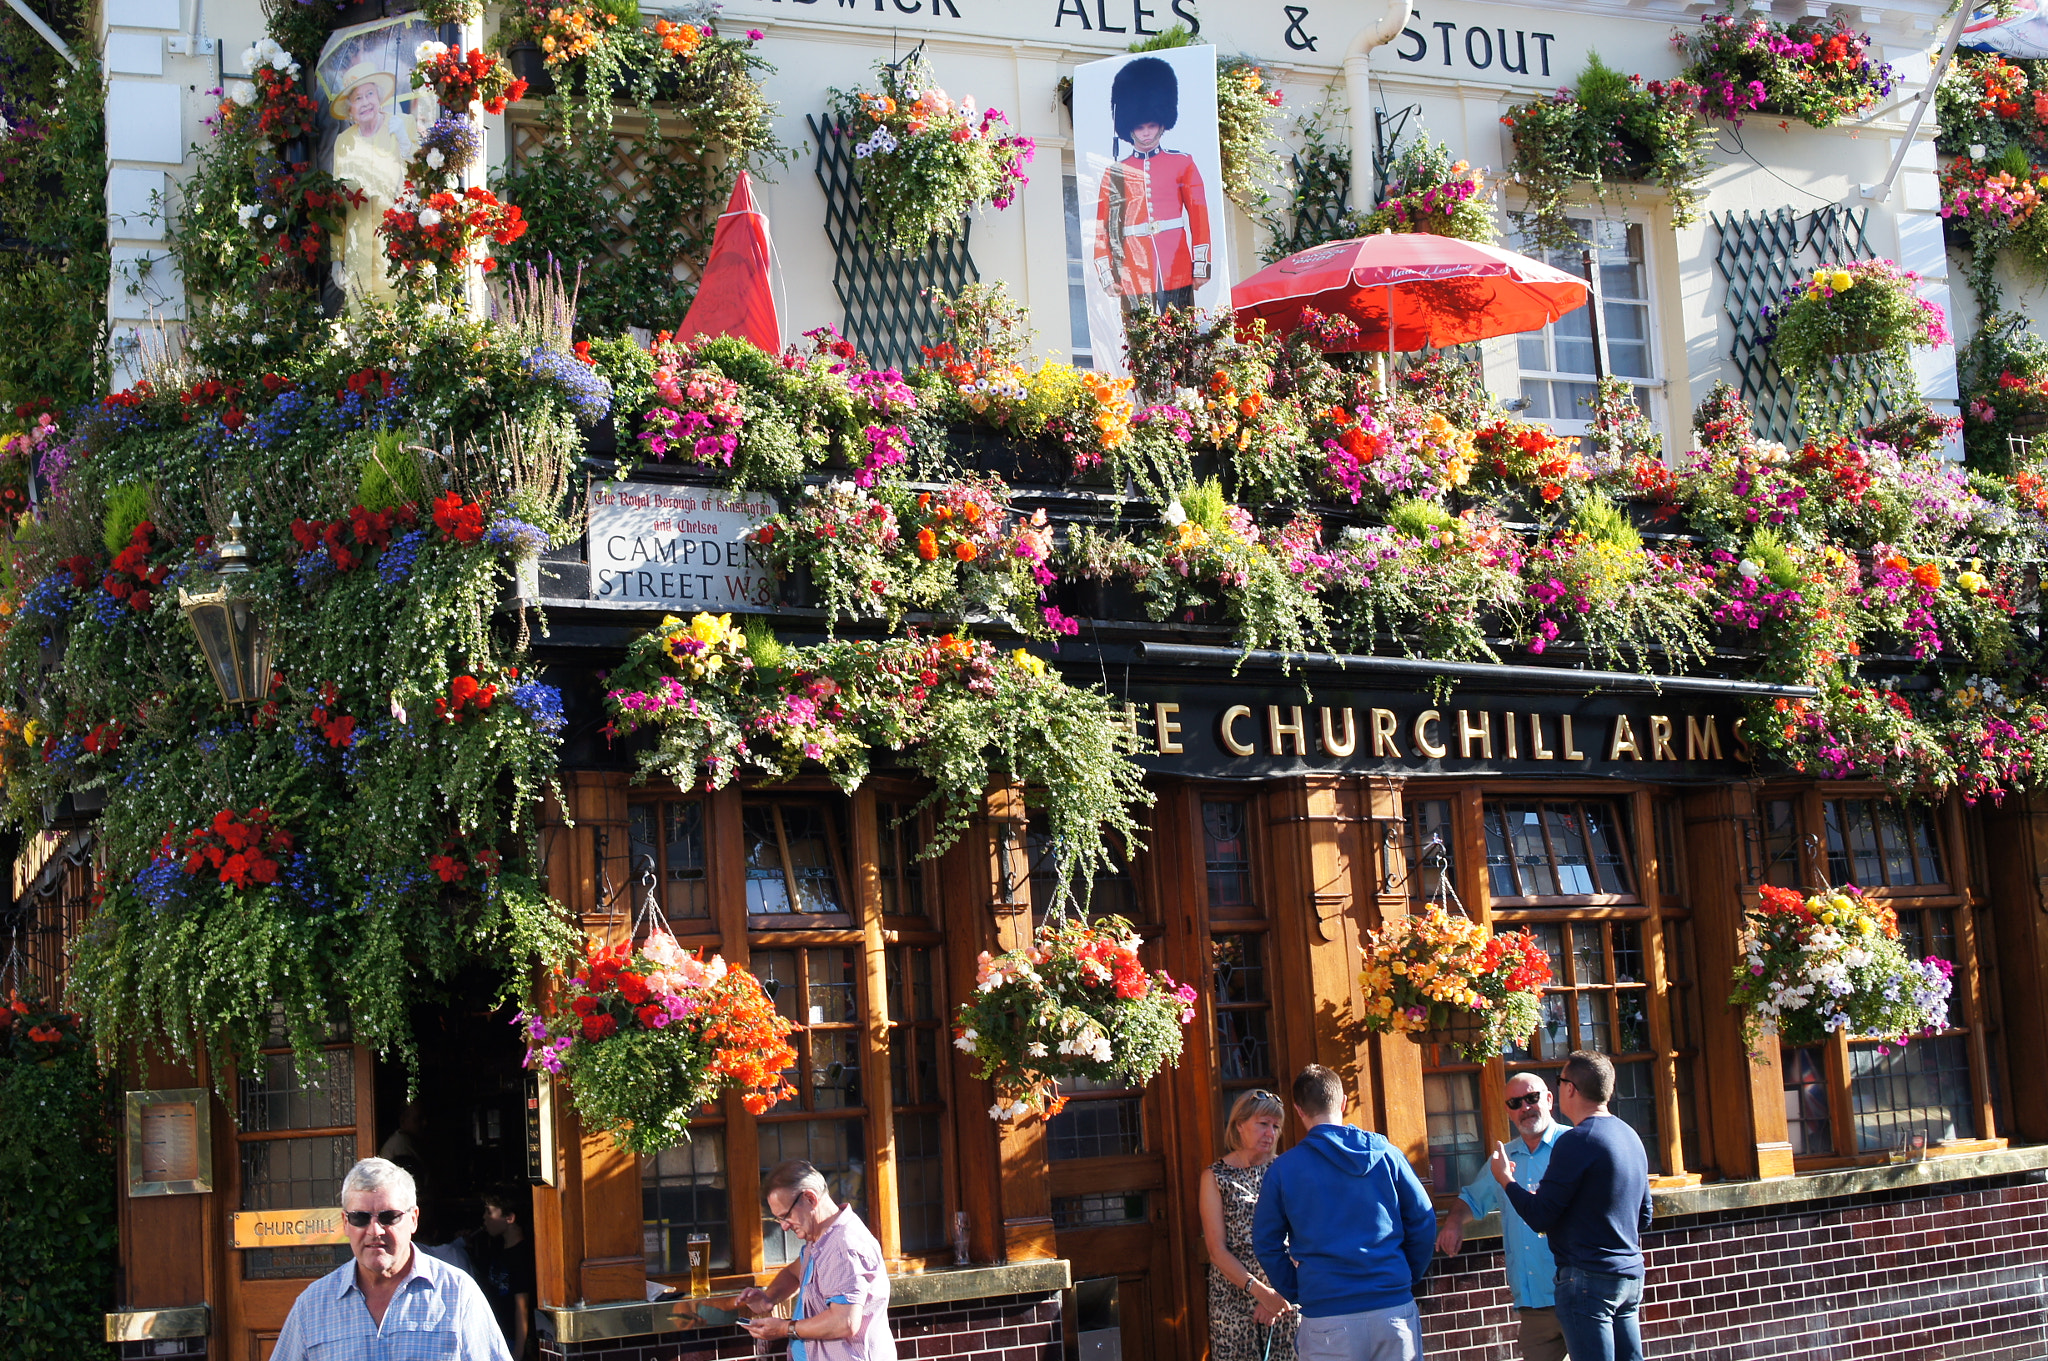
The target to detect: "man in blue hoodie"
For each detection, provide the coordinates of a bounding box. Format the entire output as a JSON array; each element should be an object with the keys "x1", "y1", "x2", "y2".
[{"x1": 1253, "y1": 1064, "x2": 1437, "y2": 1361}]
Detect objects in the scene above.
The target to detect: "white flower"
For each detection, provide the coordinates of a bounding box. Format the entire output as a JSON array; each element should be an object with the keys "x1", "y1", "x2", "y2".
[
  {"x1": 425, "y1": 149, "x2": 446, "y2": 170},
  {"x1": 416, "y1": 40, "x2": 449, "y2": 62},
  {"x1": 423, "y1": 302, "x2": 450, "y2": 320},
  {"x1": 417, "y1": 207, "x2": 443, "y2": 228},
  {"x1": 389, "y1": 692, "x2": 408, "y2": 725},
  {"x1": 230, "y1": 81, "x2": 257, "y2": 107},
  {"x1": 236, "y1": 204, "x2": 259, "y2": 225},
  {"x1": 954, "y1": 1027, "x2": 977, "y2": 1052},
  {"x1": 1163, "y1": 501, "x2": 1188, "y2": 526},
  {"x1": 1737, "y1": 558, "x2": 1762, "y2": 579},
  {"x1": 418, "y1": 261, "x2": 439, "y2": 279},
  {"x1": 827, "y1": 478, "x2": 856, "y2": 499},
  {"x1": 251, "y1": 333, "x2": 268, "y2": 345},
  {"x1": 988, "y1": 1102, "x2": 1008, "y2": 1121},
  {"x1": 1027, "y1": 1042, "x2": 1048, "y2": 1058},
  {"x1": 262, "y1": 214, "x2": 277, "y2": 229}
]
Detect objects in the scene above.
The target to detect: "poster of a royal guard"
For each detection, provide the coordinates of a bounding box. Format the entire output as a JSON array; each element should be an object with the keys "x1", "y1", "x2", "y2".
[
  {"x1": 317, "y1": 13, "x2": 440, "y2": 309},
  {"x1": 1074, "y1": 48, "x2": 1230, "y2": 376}
]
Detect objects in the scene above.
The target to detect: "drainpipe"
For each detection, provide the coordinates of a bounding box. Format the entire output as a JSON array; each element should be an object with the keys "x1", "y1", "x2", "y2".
[{"x1": 1344, "y1": 0, "x2": 1412, "y2": 212}]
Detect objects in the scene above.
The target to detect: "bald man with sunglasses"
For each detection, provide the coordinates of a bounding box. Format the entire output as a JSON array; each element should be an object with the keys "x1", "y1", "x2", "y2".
[
  {"x1": 272, "y1": 1157, "x2": 511, "y2": 1361},
  {"x1": 1437, "y1": 1073, "x2": 1569, "y2": 1361}
]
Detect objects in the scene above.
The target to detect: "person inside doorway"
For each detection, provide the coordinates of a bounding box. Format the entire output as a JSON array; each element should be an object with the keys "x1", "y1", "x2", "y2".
[
  {"x1": 472, "y1": 1185, "x2": 537, "y2": 1359},
  {"x1": 1093, "y1": 55, "x2": 1213, "y2": 315}
]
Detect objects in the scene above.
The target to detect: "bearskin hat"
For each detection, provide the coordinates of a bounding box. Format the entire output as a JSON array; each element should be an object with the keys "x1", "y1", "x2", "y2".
[{"x1": 1111, "y1": 55, "x2": 1179, "y2": 141}]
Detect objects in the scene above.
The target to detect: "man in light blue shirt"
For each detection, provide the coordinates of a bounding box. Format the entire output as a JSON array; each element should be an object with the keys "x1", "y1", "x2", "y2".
[
  {"x1": 272, "y1": 1157, "x2": 512, "y2": 1361},
  {"x1": 1436, "y1": 1072, "x2": 1568, "y2": 1361}
]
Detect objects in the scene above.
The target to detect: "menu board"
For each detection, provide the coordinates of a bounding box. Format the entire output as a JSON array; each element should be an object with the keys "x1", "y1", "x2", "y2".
[{"x1": 125, "y1": 1088, "x2": 213, "y2": 1196}]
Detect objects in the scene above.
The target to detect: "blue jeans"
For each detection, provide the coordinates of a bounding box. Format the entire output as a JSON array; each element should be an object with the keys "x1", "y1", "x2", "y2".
[{"x1": 1554, "y1": 1266, "x2": 1644, "y2": 1361}]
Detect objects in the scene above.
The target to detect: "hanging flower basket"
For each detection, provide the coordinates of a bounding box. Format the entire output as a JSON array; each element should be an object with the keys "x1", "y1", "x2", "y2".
[
  {"x1": 1818, "y1": 325, "x2": 1890, "y2": 358},
  {"x1": 1410, "y1": 1004, "x2": 1486, "y2": 1054},
  {"x1": 519, "y1": 931, "x2": 798, "y2": 1154},
  {"x1": 826, "y1": 51, "x2": 1035, "y2": 252},
  {"x1": 1359, "y1": 906, "x2": 1551, "y2": 1063},
  {"x1": 1729, "y1": 884, "x2": 1953, "y2": 1050},
  {"x1": 952, "y1": 915, "x2": 1196, "y2": 1121}
]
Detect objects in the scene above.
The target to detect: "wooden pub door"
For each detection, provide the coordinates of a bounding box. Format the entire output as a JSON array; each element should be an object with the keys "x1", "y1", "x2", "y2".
[{"x1": 217, "y1": 1039, "x2": 374, "y2": 1360}]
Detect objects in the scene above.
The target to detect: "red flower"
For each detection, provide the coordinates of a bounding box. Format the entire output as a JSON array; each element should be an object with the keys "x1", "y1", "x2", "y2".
[
  {"x1": 617, "y1": 972, "x2": 651, "y2": 1004},
  {"x1": 581, "y1": 1013, "x2": 618, "y2": 1041},
  {"x1": 432, "y1": 491, "x2": 485, "y2": 543},
  {"x1": 570, "y1": 995, "x2": 597, "y2": 1017}
]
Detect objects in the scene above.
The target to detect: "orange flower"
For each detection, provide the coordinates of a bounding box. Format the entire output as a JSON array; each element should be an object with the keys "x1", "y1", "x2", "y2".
[
  {"x1": 917, "y1": 527, "x2": 939, "y2": 560},
  {"x1": 1911, "y1": 563, "x2": 1942, "y2": 591},
  {"x1": 953, "y1": 540, "x2": 977, "y2": 562}
]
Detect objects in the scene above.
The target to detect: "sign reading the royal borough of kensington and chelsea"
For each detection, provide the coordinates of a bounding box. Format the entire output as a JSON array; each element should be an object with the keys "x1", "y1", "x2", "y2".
[{"x1": 588, "y1": 482, "x2": 779, "y2": 610}]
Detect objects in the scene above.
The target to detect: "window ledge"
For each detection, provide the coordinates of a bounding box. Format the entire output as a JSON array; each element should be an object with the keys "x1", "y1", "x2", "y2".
[
  {"x1": 1653, "y1": 1141, "x2": 2048, "y2": 1219},
  {"x1": 1439, "y1": 1144, "x2": 2048, "y2": 1243},
  {"x1": 542, "y1": 1260, "x2": 1073, "y2": 1342}
]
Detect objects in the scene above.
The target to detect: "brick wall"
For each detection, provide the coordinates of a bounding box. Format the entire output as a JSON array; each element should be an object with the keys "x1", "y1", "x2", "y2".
[
  {"x1": 1421, "y1": 1170, "x2": 2048, "y2": 1361},
  {"x1": 537, "y1": 1290, "x2": 1060, "y2": 1361}
]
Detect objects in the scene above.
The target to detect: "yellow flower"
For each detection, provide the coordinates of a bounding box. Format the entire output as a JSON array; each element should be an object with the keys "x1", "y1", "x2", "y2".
[
  {"x1": 689, "y1": 612, "x2": 736, "y2": 647},
  {"x1": 1829, "y1": 270, "x2": 1854, "y2": 292},
  {"x1": 1391, "y1": 959, "x2": 1407, "y2": 975},
  {"x1": 1011, "y1": 649, "x2": 1047, "y2": 678},
  {"x1": 1958, "y1": 570, "x2": 1988, "y2": 594},
  {"x1": 20, "y1": 719, "x2": 38, "y2": 745}
]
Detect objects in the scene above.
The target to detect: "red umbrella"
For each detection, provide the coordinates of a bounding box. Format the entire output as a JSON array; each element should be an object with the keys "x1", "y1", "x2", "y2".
[
  {"x1": 1232, "y1": 232, "x2": 1589, "y2": 353},
  {"x1": 679, "y1": 172, "x2": 780, "y2": 354}
]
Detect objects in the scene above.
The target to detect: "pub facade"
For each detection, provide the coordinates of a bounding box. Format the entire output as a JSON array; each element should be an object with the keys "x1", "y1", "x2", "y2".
[{"x1": 26, "y1": 0, "x2": 2048, "y2": 1355}]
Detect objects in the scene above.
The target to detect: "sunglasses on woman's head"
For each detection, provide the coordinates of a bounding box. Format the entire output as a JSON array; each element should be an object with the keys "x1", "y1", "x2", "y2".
[
  {"x1": 1504, "y1": 1093, "x2": 1544, "y2": 1111},
  {"x1": 343, "y1": 1208, "x2": 411, "y2": 1228}
]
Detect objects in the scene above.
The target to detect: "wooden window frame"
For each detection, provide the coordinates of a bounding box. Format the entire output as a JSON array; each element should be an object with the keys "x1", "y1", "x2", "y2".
[
  {"x1": 620, "y1": 783, "x2": 962, "y2": 1290},
  {"x1": 1415, "y1": 781, "x2": 1694, "y2": 1193},
  {"x1": 1481, "y1": 796, "x2": 1643, "y2": 908},
  {"x1": 1760, "y1": 785, "x2": 2002, "y2": 1169}
]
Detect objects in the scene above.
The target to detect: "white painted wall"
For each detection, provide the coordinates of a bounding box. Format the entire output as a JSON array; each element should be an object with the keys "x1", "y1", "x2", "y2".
[{"x1": 102, "y1": 0, "x2": 1964, "y2": 450}]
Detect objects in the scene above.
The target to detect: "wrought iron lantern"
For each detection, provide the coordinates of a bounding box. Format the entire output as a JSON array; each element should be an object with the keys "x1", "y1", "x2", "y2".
[{"x1": 178, "y1": 513, "x2": 273, "y2": 706}]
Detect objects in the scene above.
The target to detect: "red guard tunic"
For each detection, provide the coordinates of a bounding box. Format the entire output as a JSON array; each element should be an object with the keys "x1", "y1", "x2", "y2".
[{"x1": 1093, "y1": 147, "x2": 1213, "y2": 301}]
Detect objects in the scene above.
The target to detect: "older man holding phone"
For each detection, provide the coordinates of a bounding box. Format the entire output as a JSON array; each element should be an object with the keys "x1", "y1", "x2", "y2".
[{"x1": 738, "y1": 1160, "x2": 897, "y2": 1359}]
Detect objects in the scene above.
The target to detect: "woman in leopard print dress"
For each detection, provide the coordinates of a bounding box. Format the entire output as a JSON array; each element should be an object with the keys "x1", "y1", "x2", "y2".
[{"x1": 1200, "y1": 1090, "x2": 1297, "y2": 1361}]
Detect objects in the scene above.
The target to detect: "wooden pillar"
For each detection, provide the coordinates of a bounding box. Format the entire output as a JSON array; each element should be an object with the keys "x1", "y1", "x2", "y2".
[
  {"x1": 1678, "y1": 783, "x2": 1792, "y2": 1179},
  {"x1": 1265, "y1": 777, "x2": 1403, "y2": 1148},
  {"x1": 939, "y1": 782, "x2": 1055, "y2": 1263},
  {"x1": 849, "y1": 786, "x2": 901, "y2": 1261},
  {"x1": 532, "y1": 782, "x2": 581, "y2": 1309},
  {"x1": 1980, "y1": 793, "x2": 2048, "y2": 1142}
]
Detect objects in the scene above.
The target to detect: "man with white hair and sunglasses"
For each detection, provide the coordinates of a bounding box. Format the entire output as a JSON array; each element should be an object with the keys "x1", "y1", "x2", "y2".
[{"x1": 272, "y1": 1156, "x2": 511, "y2": 1360}]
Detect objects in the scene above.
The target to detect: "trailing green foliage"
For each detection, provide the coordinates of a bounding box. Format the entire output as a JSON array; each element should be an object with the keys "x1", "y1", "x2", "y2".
[
  {"x1": 0, "y1": 13, "x2": 108, "y2": 414},
  {"x1": 0, "y1": 998, "x2": 116, "y2": 1361}
]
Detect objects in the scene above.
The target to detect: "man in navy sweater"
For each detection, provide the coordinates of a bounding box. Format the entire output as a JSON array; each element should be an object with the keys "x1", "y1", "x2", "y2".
[
  {"x1": 1490, "y1": 1050, "x2": 1654, "y2": 1361},
  {"x1": 1253, "y1": 1064, "x2": 1436, "y2": 1361}
]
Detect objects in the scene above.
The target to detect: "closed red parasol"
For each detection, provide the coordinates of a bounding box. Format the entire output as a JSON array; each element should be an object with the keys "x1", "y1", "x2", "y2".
[
  {"x1": 679, "y1": 171, "x2": 780, "y2": 354},
  {"x1": 1232, "y1": 232, "x2": 1589, "y2": 352}
]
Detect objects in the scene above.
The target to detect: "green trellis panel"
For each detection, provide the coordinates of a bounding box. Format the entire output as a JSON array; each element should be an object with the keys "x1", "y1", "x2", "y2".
[
  {"x1": 1712, "y1": 205, "x2": 1881, "y2": 443},
  {"x1": 810, "y1": 114, "x2": 979, "y2": 374}
]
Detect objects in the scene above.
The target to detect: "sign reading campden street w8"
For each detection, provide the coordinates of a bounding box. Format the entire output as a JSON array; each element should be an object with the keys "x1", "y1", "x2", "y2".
[
  {"x1": 587, "y1": 481, "x2": 779, "y2": 611},
  {"x1": 1110, "y1": 682, "x2": 1754, "y2": 782}
]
